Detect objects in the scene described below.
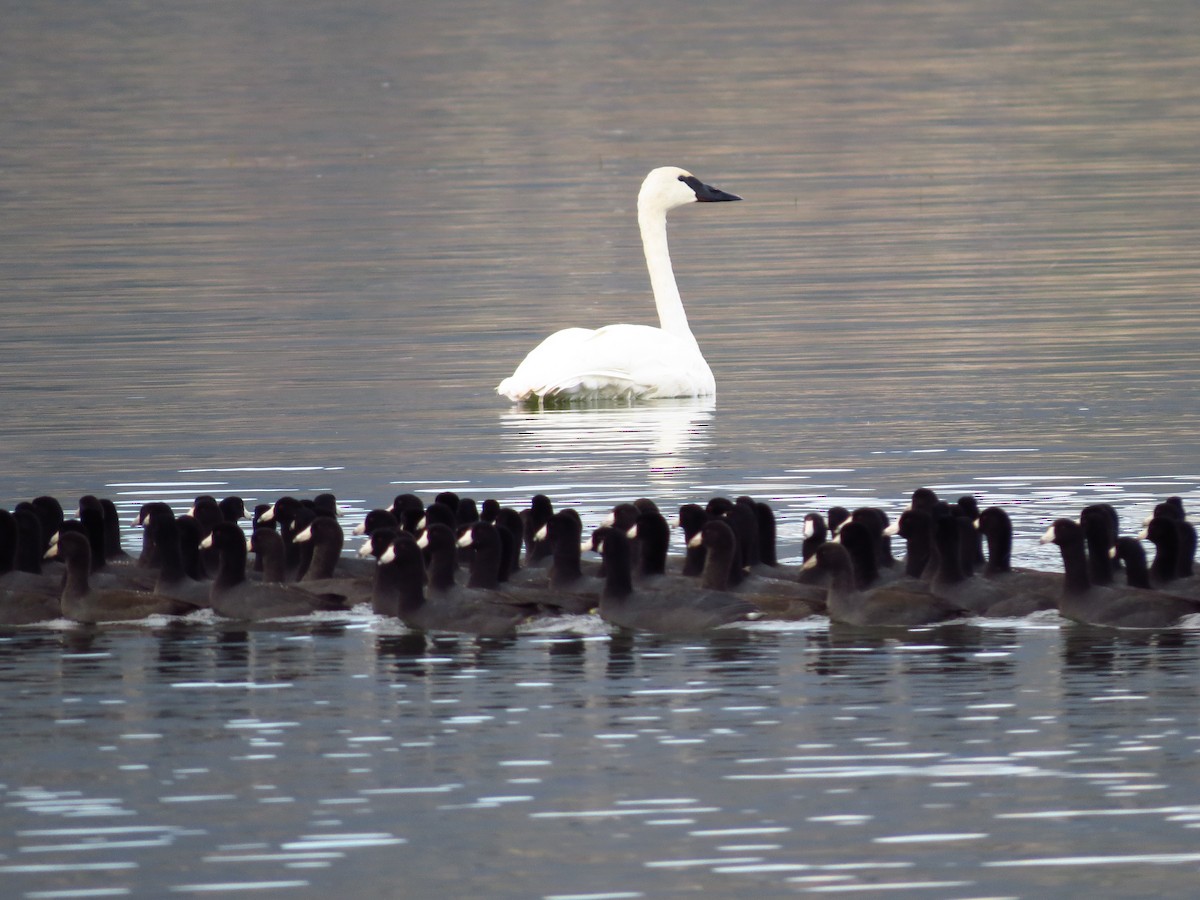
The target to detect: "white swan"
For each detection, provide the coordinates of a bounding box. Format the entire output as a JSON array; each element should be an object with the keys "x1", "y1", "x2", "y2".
[{"x1": 496, "y1": 166, "x2": 741, "y2": 404}]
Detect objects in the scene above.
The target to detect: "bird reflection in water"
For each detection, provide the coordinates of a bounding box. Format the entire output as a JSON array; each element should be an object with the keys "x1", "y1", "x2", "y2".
[{"x1": 498, "y1": 397, "x2": 715, "y2": 483}]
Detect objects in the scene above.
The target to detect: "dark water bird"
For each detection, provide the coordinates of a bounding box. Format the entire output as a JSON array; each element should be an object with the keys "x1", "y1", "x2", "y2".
[
  {"x1": 521, "y1": 494, "x2": 555, "y2": 566},
  {"x1": 480, "y1": 498, "x2": 501, "y2": 524},
  {"x1": 451, "y1": 522, "x2": 543, "y2": 614},
  {"x1": 433, "y1": 491, "x2": 460, "y2": 515},
  {"x1": 836, "y1": 519, "x2": 996, "y2": 617},
  {"x1": 0, "y1": 510, "x2": 60, "y2": 623},
  {"x1": 412, "y1": 501, "x2": 458, "y2": 569},
  {"x1": 1113, "y1": 536, "x2": 1154, "y2": 590},
  {"x1": 826, "y1": 506, "x2": 851, "y2": 536},
  {"x1": 40, "y1": 486, "x2": 1200, "y2": 634},
  {"x1": 67, "y1": 508, "x2": 157, "y2": 591},
  {"x1": 600, "y1": 502, "x2": 647, "y2": 578},
  {"x1": 456, "y1": 497, "x2": 480, "y2": 527},
  {"x1": 456, "y1": 521, "x2": 506, "y2": 590},
  {"x1": 73, "y1": 507, "x2": 108, "y2": 573},
  {"x1": 886, "y1": 507, "x2": 937, "y2": 580},
  {"x1": 596, "y1": 526, "x2": 761, "y2": 634},
  {"x1": 286, "y1": 507, "x2": 319, "y2": 581},
  {"x1": 485, "y1": 506, "x2": 543, "y2": 587},
  {"x1": 796, "y1": 512, "x2": 832, "y2": 588},
  {"x1": 203, "y1": 522, "x2": 351, "y2": 620},
  {"x1": 380, "y1": 531, "x2": 528, "y2": 636},
  {"x1": 908, "y1": 488, "x2": 940, "y2": 513},
  {"x1": 703, "y1": 495, "x2": 734, "y2": 518},
  {"x1": 725, "y1": 498, "x2": 762, "y2": 570},
  {"x1": 417, "y1": 500, "x2": 457, "y2": 534},
  {"x1": 633, "y1": 497, "x2": 661, "y2": 516},
  {"x1": 1152, "y1": 496, "x2": 1188, "y2": 523},
  {"x1": 675, "y1": 503, "x2": 710, "y2": 576},
  {"x1": 132, "y1": 501, "x2": 174, "y2": 568},
  {"x1": 691, "y1": 519, "x2": 823, "y2": 619},
  {"x1": 150, "y1": 516, "x2": 211, "y2": 607},
  {"x1": 291, "y1": 517, "x2": 374, "y2": 604},
  {"x1": 954, "y1": 495, "x2": 985, "y2": 568},
  {"x1": 251, "y1": 503, "x2": 274, "y2": 527},
  {"x1": 1040, "y1": 519, "x2": 1200, "y2": 628},
  {"x1": 836, "y1": 522, "x2": 903, "y2": 590},
  {"x1": 249, "y1": 528, "x2": 289, "y2": 583},
  {"x1": 218, "y1": 496, "x2": 248, "y2": 522},
  {"x1": 11, "y1": 509, "x2": 49, "y2": 576},
  {"x1": 173, "y1": 517, "x2": 207, "y2": 579},
  {"x1": 848, "y1": 507, "x2": 898, "y2": 574},
  {"x1": 30, "y1": 496, "x2": 65, "y2": 558},
  {"x1": 188, "y1": 495, "x2": 226, "y2": 578},
  {"x1": 311, "y1": 493, "x2": 344, "y2": 519},
  {"x1": 1080, "y1": 505, "x2": 1122, "y2": 587},
  {"x1": 1142, "y1": 516, "x2": 1200, "y2": 597},
  {"x1": 451, "y1": 520, "x2": 542, "y2": 614},
  {"x1": 801, "y1": 512, "x2": 828, "y2": 562},
  {"x1": 1174, "y1": 522, "x2": 1196, "y2": 579},
  {"x1": 353, "y1": 508, "x2": 399, "y2": 538},
  {"x1": 929, "y1": 513, "x2": 1022, "y2": 616},
  {"x1": 260, "y1": 497, "x2": 308, "y2": 580},
  {"x1": 974, "y1": 506, "x2": 1060, "y2": 610},
  {"x1": 47, "y1": 531, "x2": 201, "y2": 624},
  {"x1": 245, "y1": 503, "x2": 275, "y2": 576},
  {"x1": 803, "y1": 541, "x2": 969, "y2": 628},
  {"x1": 357, "y1": 527, "x2": 404, "y2": 617},
  {"x1": 628, "y1": 510, "x2": 688, "y2": 587},
  {"x1": 417, "y1": 523, "x2": 462, "y2": 592},
  {"x1": 294, "y1": 515, "x2": 375, "y2": 581},
  {"x1": 720, "y1": 497, "x2": 802, "y2": 578},
  {"x1": 1144, "y1": 497, "x2": 1195, "y2": 574},
  {"x1": 78, "y1": 496, "x2": 133, "y2": 565},
  {"x1": 489, "y1": 520, "x2": 513, "y2": 579},
  {"x1": 750, "y1": 500, "x2": 795, "y2": 572},
  {"x1": 1141, "y1": 498, "x2": 1194, "y2": 569},
  {"x1": 604, "y1": 502, "x2": 642, "y2": 532},
  {"x1": 394, "y1": 506, "x2": 425, "y2": 535},
  {"x1": 99, "y1": 498, "x2": 133, "y2": 564},
  {"x1": 537, "y1": 511, "x2": 603, "y2": 613},
  {"x1": 388, "y1": 493, "x2": 425, "y2": 524}
]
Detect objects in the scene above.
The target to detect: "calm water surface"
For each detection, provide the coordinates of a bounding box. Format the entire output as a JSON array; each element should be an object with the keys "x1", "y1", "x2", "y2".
[
  {"x1": 3, "y1": 621, "x2": 1200, "y2": 899},
  {"x1": 4, "y1": 0, "x2": 1200, "y2": 896}
]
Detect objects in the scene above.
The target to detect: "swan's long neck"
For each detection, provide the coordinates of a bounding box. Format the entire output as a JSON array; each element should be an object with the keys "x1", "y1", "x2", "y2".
[{"x1": 638, "y1": 203, "x2": 696, "y2": 342}]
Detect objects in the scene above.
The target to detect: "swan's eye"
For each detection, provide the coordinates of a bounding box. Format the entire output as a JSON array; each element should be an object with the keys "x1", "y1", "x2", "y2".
[{"x1": 678, "y1": 174, "x2": 702, "y2": 192}]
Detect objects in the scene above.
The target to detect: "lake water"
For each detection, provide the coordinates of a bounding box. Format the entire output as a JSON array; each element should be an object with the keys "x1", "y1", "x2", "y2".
[{"x1": 3, "y1": 0, "x2": 1200, "y2": 896}]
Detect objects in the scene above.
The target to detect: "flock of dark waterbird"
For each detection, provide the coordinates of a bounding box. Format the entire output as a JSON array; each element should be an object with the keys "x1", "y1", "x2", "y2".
[{"x1": 1, "y1": 488, "x2": 1197, "y2": 634}]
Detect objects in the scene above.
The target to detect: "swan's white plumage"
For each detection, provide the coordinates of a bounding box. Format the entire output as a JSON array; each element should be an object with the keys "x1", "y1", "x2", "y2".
[
  {"x1": 497, "y1": 166, "x2": 740, "y2": 404},
  {"x1": 498, "y1": 323, "x2": 711, "y2": 402}
]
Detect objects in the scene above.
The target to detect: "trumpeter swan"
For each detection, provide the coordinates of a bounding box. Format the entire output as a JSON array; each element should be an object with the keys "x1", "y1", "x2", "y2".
[{"x1": 496, "y1": 166, "x2": 741, "y2": 404}]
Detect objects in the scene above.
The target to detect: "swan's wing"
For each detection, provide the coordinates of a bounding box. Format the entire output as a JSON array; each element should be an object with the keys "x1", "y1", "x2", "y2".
[
  {"x1": 497, "y1": 328, "x2": 595, "y2": 399},
  {"x1": 497, "y1": 324, "x2": 713, "y2": 401}
]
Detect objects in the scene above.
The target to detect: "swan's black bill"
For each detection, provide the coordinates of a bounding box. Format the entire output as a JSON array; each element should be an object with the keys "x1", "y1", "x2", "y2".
[{"x1": 680, "y1": 174, "x2": 742, "y2": 202}]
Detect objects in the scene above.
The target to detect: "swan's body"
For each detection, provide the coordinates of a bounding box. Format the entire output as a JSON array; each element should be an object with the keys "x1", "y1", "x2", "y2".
[{"x1": 497, "y1": 166, "x2": 741, "y2": 404}]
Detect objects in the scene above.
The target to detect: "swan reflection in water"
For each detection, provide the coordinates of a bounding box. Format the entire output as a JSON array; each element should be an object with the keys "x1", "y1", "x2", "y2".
[{"x1": 498, "y1": 397, "x2": 715, "y2": 484}]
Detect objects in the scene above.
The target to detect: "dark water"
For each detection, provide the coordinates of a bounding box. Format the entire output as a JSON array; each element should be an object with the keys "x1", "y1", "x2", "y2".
[
  {"x1": 4, "y1": 0, "x2": 1200, "y2": 896},
  {"x1": 4, "y1": 621, "x2": 1200, "y2": 899}
]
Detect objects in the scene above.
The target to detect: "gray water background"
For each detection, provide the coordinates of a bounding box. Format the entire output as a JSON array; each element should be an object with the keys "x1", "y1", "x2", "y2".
[{"x1": 3, "y1": 0, "x2": 1200, "y2": 896}]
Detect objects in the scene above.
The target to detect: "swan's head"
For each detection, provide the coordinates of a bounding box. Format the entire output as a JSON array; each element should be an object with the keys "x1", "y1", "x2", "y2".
[{"x1": 638, "y1": 166, "x2": 742, "y2": 215}]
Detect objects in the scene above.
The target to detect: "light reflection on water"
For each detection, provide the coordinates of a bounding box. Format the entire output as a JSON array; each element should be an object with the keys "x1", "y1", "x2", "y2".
[
  {"x1": 499, "y1": 399, "x2": 716, "y2": 482},
  {"x1": 3, "y1": 624, "x2": 1200, "y2": 897}
]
